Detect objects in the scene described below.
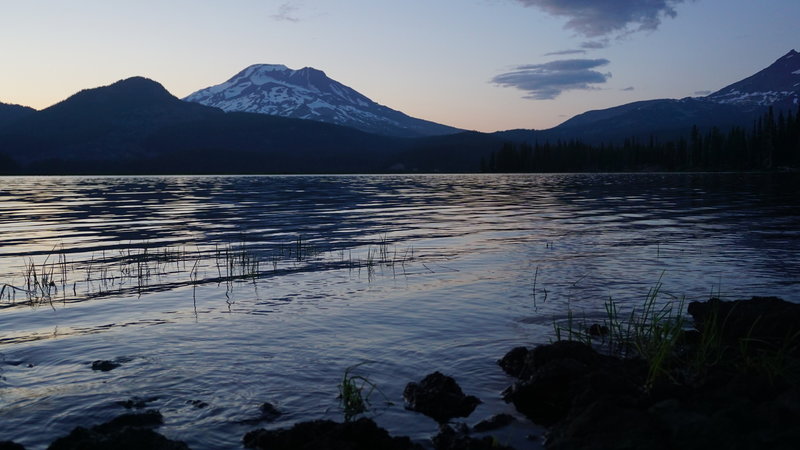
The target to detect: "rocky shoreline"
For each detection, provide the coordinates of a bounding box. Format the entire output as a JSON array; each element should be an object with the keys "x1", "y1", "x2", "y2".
[{"x1": 2, "y1": 296, "x2": 798, "y2": 449}]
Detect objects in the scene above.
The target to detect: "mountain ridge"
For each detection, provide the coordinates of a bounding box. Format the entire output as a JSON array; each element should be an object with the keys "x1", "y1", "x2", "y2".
[
  {"x1": 184, "y1": 64, "x2": 462, "y2": 138},
  {"x1": 537, "y1": 49, "x2": 800, "y2": 144},
  {"x1": 706, "y1": 49, "x2": 800, "y2": 108},
  {"x1": 0, "y1": 49, "x2": 797, "y2": 174},
  {"x1": 0, "y1": 102, "x2": 37, "y2": 128}
]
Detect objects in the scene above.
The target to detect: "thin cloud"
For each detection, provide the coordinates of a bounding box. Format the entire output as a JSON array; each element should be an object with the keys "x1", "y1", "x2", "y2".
[
  {"x1": 491, "y1": 58, "x2": 611, "y2": 100},
  {"x1": 581, "y1": 40, "x2": 609, "y2": 50},
  {"x1": 514, "y1": 0, "x2": 688, "y2": 37},
  {"x1": 622, "y1": 86, "x2": 635, "y2": 91},
  {"x1": 271, "y1": 3, "x2": 300, "y2": 22},
  {"x1": 694, "y1": 90, "x2": 712, "y2": 96},
  {"x1": 544, "y1": 49, "x2": 587, "y2": 56}
]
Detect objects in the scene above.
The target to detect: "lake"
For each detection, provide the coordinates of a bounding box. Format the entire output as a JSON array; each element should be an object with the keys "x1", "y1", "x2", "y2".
[{"x1": 1, "y1": 173, "x2": 798, "y2": 449}]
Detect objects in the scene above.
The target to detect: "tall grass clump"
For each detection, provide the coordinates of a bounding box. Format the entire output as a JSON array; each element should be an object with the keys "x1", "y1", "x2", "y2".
[
  {"x1": 336, "y1": 363, "x2": 391, "y2": 422},
  {"x1": 554, "y1": 273, "x2": 688, "y2": 389}
]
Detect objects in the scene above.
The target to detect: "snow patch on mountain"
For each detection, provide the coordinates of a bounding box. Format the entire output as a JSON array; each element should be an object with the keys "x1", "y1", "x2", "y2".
[
  {"x1": 706, "y1": 50, "x2": 800, "y2": 108},
  {"x1": 184, "y1": 64, "x2": 459, "y2": 137}
]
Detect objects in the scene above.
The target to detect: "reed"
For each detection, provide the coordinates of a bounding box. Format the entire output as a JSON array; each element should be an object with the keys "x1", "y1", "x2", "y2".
[
  {"x1": 336, "y1": 363, "x2": 391, "y2": 422},
  {"x1": 553, "y1": 273, "x2": 687, "y2": 389},
  {"x1": 1, "y1": 235, "x2": 421, "y2": 308}
]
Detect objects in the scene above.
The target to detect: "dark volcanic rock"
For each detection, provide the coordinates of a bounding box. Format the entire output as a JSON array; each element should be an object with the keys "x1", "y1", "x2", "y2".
[
  {"x1": 433, "y1": 424, "x2": 515, "y2": 450},
  {"x1": 237, "y1": 402, "x2": 283, "y2": 425},
  {"x1": 503, "y1": 357, "x2": 588, "y2": 426},
  {"x1": 501, "y1": 296, "x2": 800, "y2": 450},
  {"x1": 547, "y1": 400, "x2": 669, "y2": 450},
  {"x1": 403, "y1": 372, "x2": 481, "y2": 422},
  {"x1": 47, "y1": 410, "x2": 188, "y2": 450},
  {"x1": 586, "y1": 323, "x2": 609, "y2": 337},
  {"x1": 117, "y1": 396, "x2": 159, "y2": 409},
  {"x1": 500, "y1": 341, "x2": 641, "y2": 427},
  {"x1": 530, "y1": 340, "x2": 600, "y2": 369},
  {"x1": 98, "y1": 410, "x2": 163, "y2": 430},
  {"x1": 0, "y1": 442, "x2": 25, "y2": 450},
  {"x1": 258, "y1": 402, "x2": 282, "y2": 421},
  {"x1": 242, "y1": 418, "x2": 422, "y2": 450},
  {"x1": 497, "y1": 347, "x2": 530, "y2": 378},
  {"x1": 187, "y1": 400, "x2": 208, "y2": 409},
  {"x1": 688, "y1": 296, "x2": 800, "y2": 352},
  {"x1": 90, "y1": 360, "x2": 120, "y2": 372},
  {"x1": 472, "y1": 413, "x2": 515, "y2": 432}
]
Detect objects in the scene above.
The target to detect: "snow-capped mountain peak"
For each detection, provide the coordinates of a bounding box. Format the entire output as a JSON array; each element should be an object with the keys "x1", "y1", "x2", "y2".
[
  {"x1": 706, "y1": 49, "x2": 800, "y2": 108},
  {"x1": 184, "y1": 64, "x2": 459, "y2": 137}
]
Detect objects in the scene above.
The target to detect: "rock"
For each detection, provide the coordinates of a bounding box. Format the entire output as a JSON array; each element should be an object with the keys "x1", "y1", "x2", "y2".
[
  {"x1": 433, "y1": 423, "x2": 514, "y2": 450},
  {"x1": 497, "y1": 347, "x2": 530, "y2": 378},
  {"x1": 258, "y1": 402, "x2": 282, "y2": 421},
  {"x1": 687, "y1": 296, "x2": 800, "y2": 352},
  {"x1": 586, "y1": 323, "x2": 609, "y2": 337},
  {"x1": 187, "y1": 400, "x2": 208, "y2": 409},
  {"x1": 503, "y1": 357, "x2": 587, "y2": 426},
  {"x1": 497, "y1": 296, "x2": 800, "y2": 450},
  {"x1": 90, "y1": 360, "x2": 120, "y2": 372},
  {"x1": 502, "y1": 341, "x2": 647, "y2": 427},
  {"x1": 546, "y1": 400, "x2": 669, "y2": 450},
  {"x1": 472, "y1": 413, "x2": 515, "y2": 432},
  {"x1": 237, "y1": 402, "x2": 283, "y2": 425},
  {"x1": 0, "y1": 442, "x2": 25, "y2": 450},
  {"x1": 47, "y1": 410, "x2": 188, "y2": 450},
  {"x1": 117, "y1": 396, "x2": 159, "y2": 409},
  {"x1": 403, "y1": 372, "x2": 481, "y2": 422},
  {"x1": 530, "y1": 341, "x2": 600, "y2": 369},
  {"x1": 242, "y1": 418, "x2": 422, "y2": 450},
  {"x1": 96, "y1": 410, "x2": 163, "y2": 431},
  {"x1": 499, "y1": 341, "x2": 601, "y2": 383}
]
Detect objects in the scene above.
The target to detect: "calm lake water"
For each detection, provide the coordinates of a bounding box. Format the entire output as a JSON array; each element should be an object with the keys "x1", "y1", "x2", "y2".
[{"x1": 1, "y1": 173, "x2": 799, "y2": 449}]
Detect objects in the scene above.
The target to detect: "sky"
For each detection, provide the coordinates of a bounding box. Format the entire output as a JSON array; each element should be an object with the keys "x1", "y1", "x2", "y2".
[{"x1": 1, "y1": 0, "x2": 798, "y2": 132}]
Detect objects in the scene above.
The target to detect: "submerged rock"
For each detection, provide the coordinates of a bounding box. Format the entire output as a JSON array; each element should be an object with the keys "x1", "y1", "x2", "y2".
[
  {"x1": 90, "y1": 360, "x2": 120, "y2": 372},
  {"x1": 472, "y1": 413, "x2": 515, "y2": 432},
  {"x1": 47, "y1": 410, "x2": 189, "y2": 450},
  {"x1": 403, "y1": 372, "x2": 481, "y2": 423},
  {"x1": 187, "y1": 400, "x2": 208, "y2": 409},
  {"x1": 497, "y1": 346, "x2": 531, "y2": 379},
  {"x1": 433, "y1": 423, "x2": 515, "y2": 450},
  {"x1": 242, "y1": 418, "x2": 422, "y2": 450},
  {"x1": 237, "y1": 402, "x2": 283, "y2": 425},
  {"x1": 258, "y1": 402, "x2": 282, "y2": 422},
  {"x1": 586, "y1": 323, "x2": 609, "y2": 337},
  {"x1": 117, "y1": 396, "x2": 159, "y2": 409}
]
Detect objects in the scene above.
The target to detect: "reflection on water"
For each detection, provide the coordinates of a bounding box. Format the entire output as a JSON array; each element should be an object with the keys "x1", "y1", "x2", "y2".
[{"x1": 0, "y1": 173, "x2": 799, "y2": 449}]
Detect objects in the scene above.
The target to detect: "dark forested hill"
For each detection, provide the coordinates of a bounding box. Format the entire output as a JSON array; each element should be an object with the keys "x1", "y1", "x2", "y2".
[{"x1": 0, "y1": 102, "x2": 36, "y2": 128}]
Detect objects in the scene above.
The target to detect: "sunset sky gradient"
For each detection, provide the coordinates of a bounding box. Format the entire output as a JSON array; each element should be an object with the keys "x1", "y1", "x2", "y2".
[{"x1": 1, "y1": 0, "x2": 797, "y2": 132}]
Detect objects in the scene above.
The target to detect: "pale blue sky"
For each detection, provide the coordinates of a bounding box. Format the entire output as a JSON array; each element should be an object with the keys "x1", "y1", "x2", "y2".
[{"x1": 1, "y1": 0, "x2": 797, "y2": 131}]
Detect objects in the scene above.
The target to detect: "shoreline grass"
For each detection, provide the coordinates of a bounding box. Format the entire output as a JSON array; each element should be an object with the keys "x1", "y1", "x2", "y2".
[{"x1": 0, "y1": 236, "x2": 419, "y2": 309}]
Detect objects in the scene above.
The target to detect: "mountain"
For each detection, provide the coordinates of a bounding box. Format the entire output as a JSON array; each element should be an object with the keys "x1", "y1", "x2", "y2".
[
  {"x1": 540, "y1": 49, "x2": 800, "y2": 144},
  {"x1": 0, "y1": 77, "x2": 223, "y2": 163},
  {"x1": 0, "y1": 76, "x2": 413, "y2": 173},
  {"x1": 546, "y1": 97, "x2": 753, "y2": 143},
  {"x1": 0, "y1": 102, "x2": 36, "y2": 128},
  {"x1": 707, "y1": 49, "x2": 800, "y2": 109},
  {"x1": 184, "y1": 64, "x2": 461, "y2": 138}
]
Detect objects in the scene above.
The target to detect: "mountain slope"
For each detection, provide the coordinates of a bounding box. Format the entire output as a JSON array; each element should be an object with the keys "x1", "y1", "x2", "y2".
[
  {"x1": 0, "y1": 76, "x2": 414, "y2": 173},
  {"x1": 1, "y1": 77, "x2": 223, "y2": 162},
  {"x1": 538, "y1": 50, "x2": 800, "y2": 144},
  {"x1": 184, "y1": 64, "x2": 461, "y2": 138},
  {"x1": 547, "y1": 97, "x2": 753, "y2": 143},
  {"x1": 707, "y1": 49, "x2": 800, "y2": 109},
  {"x1": 0, "y1": 102, "x2": 36, "y2": 128}
]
